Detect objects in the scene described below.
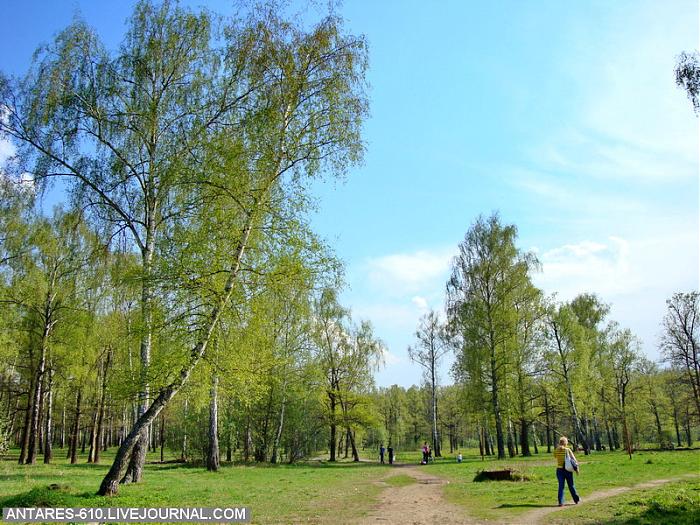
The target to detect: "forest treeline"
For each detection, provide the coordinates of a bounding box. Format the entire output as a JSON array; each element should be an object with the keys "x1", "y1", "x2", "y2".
[{"x1": 0, "y1": 0, "x2": 698, "y2": 499}]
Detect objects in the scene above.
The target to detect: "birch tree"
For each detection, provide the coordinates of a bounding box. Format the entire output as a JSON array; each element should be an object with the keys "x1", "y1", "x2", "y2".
[{"x1": 408, "y1": 310, "x2": 448, "y2": 457}]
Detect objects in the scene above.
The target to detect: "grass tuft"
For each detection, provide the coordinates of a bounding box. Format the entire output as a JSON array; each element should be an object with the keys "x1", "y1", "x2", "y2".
[{"x1": 384, "y1": 474, "x2": 417, "y2": 487}]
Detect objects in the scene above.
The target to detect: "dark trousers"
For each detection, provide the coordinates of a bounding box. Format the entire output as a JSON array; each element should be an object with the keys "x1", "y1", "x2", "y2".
[{"x1": 556, "y1": 468, "x2": 579, "y2": 505}]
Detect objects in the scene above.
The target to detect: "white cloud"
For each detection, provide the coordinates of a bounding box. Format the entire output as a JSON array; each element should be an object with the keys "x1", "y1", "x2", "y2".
[
  {"x1": 352, "y1": 302, "x2": 417, "y2": 331},
  {"x1": 530, "y1": 125, "x2": 696, "y2": 184},
  {"x1": 544, "y1": 240, "x2": 609, "y2": 260},
  {"x1": 511, "y1": 3, "x2": 699, "y2": 351},
  {"x1": 534, "y1": 229, "x2": 699, "y2": 358},
  {"x1": 535, "y1": 236, "x2": 635, "y2": 299},
  {"x1": 411, "y1": 295, "x2": 428, "y2": 310},
  {"x1": 346, "y1": 247, "x2": 458, "y2": 387},
  {"x1": 363, "y1": 248, "x2": 455, "y2": 295},
  {"x1": 0, "y1": 104, "x2": 16, "y2": 169}
]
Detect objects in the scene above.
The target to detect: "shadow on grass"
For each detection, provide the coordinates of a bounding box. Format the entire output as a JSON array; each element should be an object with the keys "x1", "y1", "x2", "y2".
[
  {"x1": 498, "y1": 503, "x2": 555, "y2": 509},
  {"x1": 0, "y1": 473, "x2": 38, "y2": 482},
  {"x1": 62, "y1": 462, "x2": 111, "y2": 470},
  {"x1": 217, "y1": 459, "x2": 392, "y2": 470},
  {"x1": 146, "y1": 462, "x2": 205, "y2": 471},
  {"x1": 0, "y1": 485, "x2": 104, "y2": 509},
  {"x1": 598, "y1": 508, "x2": 700, "y2": 525},
  {"x1": 595, "y1": 498, "x2": 700, "y2": 525}
]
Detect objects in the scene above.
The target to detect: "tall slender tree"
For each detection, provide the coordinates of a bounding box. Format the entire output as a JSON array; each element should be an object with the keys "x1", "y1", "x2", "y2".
[{"x1": 408, "y1": 310, "x2": 449, "y2": 457}]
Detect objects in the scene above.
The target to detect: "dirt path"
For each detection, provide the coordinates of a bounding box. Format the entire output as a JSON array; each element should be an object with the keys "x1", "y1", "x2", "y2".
[
  {"x1": 515, "y1": 473, "x2": 699, "y2": 524},
  {"x1": 357, "y1": 464, "x2": 478, "y2": 525}
]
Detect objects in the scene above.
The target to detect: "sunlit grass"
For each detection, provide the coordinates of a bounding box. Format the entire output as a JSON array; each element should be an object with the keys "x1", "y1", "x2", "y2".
[{"x1": 383, "y1": 474, "x2": 416, "y2": 487}]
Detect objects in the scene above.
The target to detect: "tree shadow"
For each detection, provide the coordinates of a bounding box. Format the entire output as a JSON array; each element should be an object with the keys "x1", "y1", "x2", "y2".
[
  {"x1": 595, "y1": 505, "x2": 700, "y2": 525},
  {"x1": 498, "y1": 503, "x2": 556, "y2": 509},
  {"x1": 0, "y1": 484, "x2": 101, "y2": 509}
]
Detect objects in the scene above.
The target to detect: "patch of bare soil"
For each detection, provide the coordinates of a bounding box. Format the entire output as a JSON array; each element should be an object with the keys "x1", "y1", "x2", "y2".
[{"x1": 357, "y1": 464, "x2": 479, "y2": 525}]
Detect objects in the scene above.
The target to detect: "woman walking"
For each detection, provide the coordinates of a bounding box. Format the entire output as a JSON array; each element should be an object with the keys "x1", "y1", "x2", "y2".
[{"x1": 553, "y1": 436, "x2": 580, "y2": 506}]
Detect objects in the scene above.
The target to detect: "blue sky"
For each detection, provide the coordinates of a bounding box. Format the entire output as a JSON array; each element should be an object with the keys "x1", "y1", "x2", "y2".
[{"x1": 1, "y1": 1, "x2": 698, "y2": 388}]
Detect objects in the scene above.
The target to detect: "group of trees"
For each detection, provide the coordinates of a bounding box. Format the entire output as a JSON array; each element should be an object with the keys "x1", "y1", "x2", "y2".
[
  {"x1": 371, "y1": 214, "x2": 699, "y2": 461},
  {"x1": 0, "y1": 0, "x2": 380, "y2": 496}
]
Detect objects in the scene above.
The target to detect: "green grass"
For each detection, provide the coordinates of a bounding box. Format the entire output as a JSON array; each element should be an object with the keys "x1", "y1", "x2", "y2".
[
  {"x1": 383, "y1": 474, "x2": 416, "y2": 487},
  {"x1": 422, "y1": 449, "x2": 700, "y2": 522},
  {"x1": 0, "y1": 449, "x2": 391, "y2": 524}
]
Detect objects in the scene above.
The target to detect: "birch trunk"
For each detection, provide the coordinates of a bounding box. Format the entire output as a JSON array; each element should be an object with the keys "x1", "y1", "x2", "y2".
[
  {"x1": 207, "y1": 372, "x2": 220, "y2": 471},
  {"x1": 43, "y1": 368, "x2": 54, "y2": 463}
]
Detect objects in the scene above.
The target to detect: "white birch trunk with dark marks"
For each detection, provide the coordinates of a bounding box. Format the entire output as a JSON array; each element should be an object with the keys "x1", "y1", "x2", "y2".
[
  {"x1": 207, "y1": 372, "x2": 220, "y2": 471},
  {"x1": 43, "y1": 368, "x2": 53, "y2": 463}
]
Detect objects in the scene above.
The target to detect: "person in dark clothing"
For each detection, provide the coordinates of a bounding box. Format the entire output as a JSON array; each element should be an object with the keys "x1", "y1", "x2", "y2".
[
  {"x1": 379, "y1": 444, "x2": 385, "y2": 464},
  {"x1": 387, "y1": 446, "x2": 394, "y2": 464}
]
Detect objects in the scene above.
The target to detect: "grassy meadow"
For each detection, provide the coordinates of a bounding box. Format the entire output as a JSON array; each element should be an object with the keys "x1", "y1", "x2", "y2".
[
  {"x1": 0, "y1": 447, "x2": 698, "y2": 523},
  {"x1": 0, "y1": 449, "x2": 390, "y2": 524}
]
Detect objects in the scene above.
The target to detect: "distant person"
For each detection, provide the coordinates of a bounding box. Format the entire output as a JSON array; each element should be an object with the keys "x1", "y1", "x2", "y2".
[
  {"x1": 421, "y1": 442, "x2": 429, "y2": 464},
  {"x1": 379, "y1": 444, "x2": 385, "y2": 464},
  {"x1": 457, "y1": 452, "x2": 463, "y2": 463},
  {"x1": 554, "y1": 436, "x2": 580, "y2": 506},
  {"x1": 388, "y1": 446, "x2": 394, "y2": 465},
  {"x1": 427, "y1": 445, "x2": 432, "y2": 462}
]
